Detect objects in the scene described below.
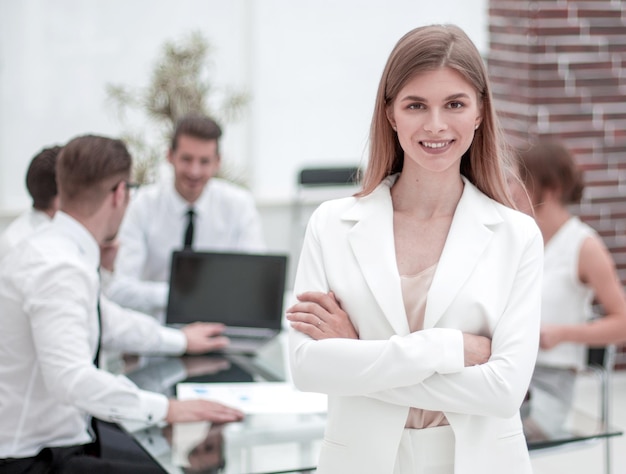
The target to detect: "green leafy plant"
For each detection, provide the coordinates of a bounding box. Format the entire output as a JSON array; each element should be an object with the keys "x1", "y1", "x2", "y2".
[{"x1": 106, "y1": 31, "x2": 250, "y2": 184}]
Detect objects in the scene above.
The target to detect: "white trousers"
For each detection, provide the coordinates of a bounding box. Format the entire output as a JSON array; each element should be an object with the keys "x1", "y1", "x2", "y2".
[{"x1": 393, "y1": 425, "x2": 455, "y2": 474}]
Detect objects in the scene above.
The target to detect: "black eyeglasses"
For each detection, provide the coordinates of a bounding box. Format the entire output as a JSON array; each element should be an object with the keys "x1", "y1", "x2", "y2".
[
  {"x1": 111, "y1": 180, "x2": 140, "y2": 194},
  {"x1": 125, "y1": 181, "x2": 140, "y2": 193}
]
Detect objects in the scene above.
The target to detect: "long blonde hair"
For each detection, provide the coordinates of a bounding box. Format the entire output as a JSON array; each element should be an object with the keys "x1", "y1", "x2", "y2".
[{"x1": 359, "y1": 24, "x2": 515, "y2": 207}]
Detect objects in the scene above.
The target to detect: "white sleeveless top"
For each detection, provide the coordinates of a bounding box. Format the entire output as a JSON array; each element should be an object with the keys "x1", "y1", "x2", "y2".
[{"x1": 536, "y1": 216, "x2": 596, "y2": 371}]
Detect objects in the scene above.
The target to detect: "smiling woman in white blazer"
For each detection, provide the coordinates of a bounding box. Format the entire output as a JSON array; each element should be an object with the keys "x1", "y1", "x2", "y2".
[{"x1": 287, "y1": 25, "x2": 543, "y2": 474}]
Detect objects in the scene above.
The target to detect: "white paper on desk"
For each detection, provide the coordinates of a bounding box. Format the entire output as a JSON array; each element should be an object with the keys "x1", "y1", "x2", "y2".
[{"x1": 176, "y1": 382, "x2": 327, "y2": 414}]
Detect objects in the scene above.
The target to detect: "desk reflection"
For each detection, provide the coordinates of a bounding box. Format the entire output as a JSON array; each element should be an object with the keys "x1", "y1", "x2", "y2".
[
  {"x1": 122, "y1": 338, "x2": 621, "y2": 473},
  {"x1": 167, "y1": 422, "x2": 225, "y2": 473},
  {"x1": 123, "y1": 337, "x2": 323, "y2": 474}
]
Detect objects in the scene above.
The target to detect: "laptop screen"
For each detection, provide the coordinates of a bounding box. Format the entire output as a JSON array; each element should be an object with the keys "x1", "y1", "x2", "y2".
[{"x1": 166, "y1": 251, "x2": 288, "y2": 329}]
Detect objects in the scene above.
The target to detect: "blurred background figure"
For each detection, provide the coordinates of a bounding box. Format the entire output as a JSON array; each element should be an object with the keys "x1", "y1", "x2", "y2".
[
  {"x1": 105, "y1": 113, "x2": 265, "y2": 323},
  {"x1": 512, "y1": 139, "x2": 626, "y2": 410},
  {"x1": 0, "y1": 145, "x2": 61, "y2": 261},
  {"x1": 0, "y1": 144, "x2": 121, "y2": 276},
  {"x1": 0, "y1": 134, "x2": 242, "y2": 474}
]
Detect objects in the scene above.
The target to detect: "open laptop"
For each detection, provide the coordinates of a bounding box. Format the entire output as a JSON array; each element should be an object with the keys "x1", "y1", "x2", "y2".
[{"x1": 166, "y1": 250, "x2": 288, "y2": 354}]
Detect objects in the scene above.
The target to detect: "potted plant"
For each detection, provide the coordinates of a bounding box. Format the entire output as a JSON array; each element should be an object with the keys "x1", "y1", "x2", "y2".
[{"x1": 106, "y1": 31, "x2": 250, "y2": 185}]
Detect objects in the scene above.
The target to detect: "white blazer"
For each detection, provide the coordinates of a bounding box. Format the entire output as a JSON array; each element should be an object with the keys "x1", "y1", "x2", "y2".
[{"x1": 289, "y1": 175, "x2": 543, "y2": 474}]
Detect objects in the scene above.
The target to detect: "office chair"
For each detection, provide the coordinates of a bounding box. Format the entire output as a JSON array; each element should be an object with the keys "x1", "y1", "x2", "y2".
[
  {"x1": 586, "y1": 344, "x2": 616, "y2": 474},
  {"x1": 530, "y1": 345, "x2": 616, "y2": 474},
  {"x1": 297, "y1": 167, "x2": 362, "y2": 187},
  {"x1": 288, "y1": 165, "x2": 361, "y2": 288}
]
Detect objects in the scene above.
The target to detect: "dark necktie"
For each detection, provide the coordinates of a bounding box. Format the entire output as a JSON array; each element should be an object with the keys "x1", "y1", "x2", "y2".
[
  {"x1": 184, "y1": 207, "x2": 196, "y2": 249},
  {"x1": 94, "y1": 299, "x2": 102, "y2": 367},
  {"x1": 94, "y1": 270, "x2": 102, "y2": 368}
]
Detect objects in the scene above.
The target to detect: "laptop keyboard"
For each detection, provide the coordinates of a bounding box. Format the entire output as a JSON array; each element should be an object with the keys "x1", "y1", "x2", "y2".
[{"x1": 222, "y1": 326, "x2": 276, "y2": 339}]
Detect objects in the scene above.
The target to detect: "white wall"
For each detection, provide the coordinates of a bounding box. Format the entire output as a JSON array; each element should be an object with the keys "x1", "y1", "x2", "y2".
[
  {"x1": 0, "y1": 0, "x2": 488, "y2": 287},
  {"x1": 0, "y1": 0, "x2": 487, "y2": 213},
  {"x1": 250, "y1": 0, "x2": 489, "y2": 203},
  {"x1": 0, "y1": 0, "x2": 488, "y2": 282},
  {"x1": 0, "y1": 0, "x2": 251, "y2": 212}
]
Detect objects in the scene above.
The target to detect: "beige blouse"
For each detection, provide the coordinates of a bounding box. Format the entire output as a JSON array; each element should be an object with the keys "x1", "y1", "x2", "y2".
[{"x1": 401, "y1": 264, "x2": 449, "y2": 429}]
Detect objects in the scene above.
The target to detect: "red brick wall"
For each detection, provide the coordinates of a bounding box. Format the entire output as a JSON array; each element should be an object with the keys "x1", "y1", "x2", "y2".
[{"x1": 487, "y1": 0, "x2": 626, "y2": 363}]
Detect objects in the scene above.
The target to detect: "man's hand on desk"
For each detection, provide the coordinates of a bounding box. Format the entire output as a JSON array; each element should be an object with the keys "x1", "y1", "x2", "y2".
[
  {"x1": 166, "y1": 399, "x2": 244, "y2": 424},
  {"x1": 182, "y1": 322, "x2": 230, "y2": 354}
]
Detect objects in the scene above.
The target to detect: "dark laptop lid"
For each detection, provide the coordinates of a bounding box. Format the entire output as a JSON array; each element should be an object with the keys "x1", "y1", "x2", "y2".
[{"x1": 166, "y1": 251, "x2": 288, "y2": 329}]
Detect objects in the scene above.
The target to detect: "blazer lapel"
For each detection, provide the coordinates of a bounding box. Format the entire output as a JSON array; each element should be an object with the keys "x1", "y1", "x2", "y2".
[
  {"x1": 424, "y1": 179, "x2": 502, "y2": 329},
  {"x1": 344, "y1": 177, "x2": 410, "y2": 336}
]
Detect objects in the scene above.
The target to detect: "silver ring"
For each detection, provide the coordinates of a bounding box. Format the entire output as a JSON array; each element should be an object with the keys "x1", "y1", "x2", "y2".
[{"x1": 317, "y1": 319, "x2": 322, "y2": 327}]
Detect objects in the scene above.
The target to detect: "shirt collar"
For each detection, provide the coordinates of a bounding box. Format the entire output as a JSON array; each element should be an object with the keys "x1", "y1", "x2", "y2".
[
  {"x1": 167, "y1": 179, "x2": 213, "y2": 217},
  {"x1": 30, "y1": 208, "x2": 53, "y2": 221},
  {"x1": 53, "y1": 211, "x2": 101, "y2": 269}
]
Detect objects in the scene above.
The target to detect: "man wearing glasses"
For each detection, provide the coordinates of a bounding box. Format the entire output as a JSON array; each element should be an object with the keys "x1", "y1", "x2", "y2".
[
  {"x1": 0, "y1": 145, "x2": 126, "y2": 276},
  {"x1": 0, "y1": 135, "x2": 243, "y2": 473}
]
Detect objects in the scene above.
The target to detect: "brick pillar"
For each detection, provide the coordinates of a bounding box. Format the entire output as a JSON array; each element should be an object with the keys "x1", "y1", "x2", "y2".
[{"x1": 488, "y1": 0, "x2": 626, "y2": 363}]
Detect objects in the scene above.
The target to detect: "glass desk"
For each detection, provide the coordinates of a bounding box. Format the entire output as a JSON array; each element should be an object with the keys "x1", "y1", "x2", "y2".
[{"x1": 121, "y1": 334, "x2": 623, "y2": 474}]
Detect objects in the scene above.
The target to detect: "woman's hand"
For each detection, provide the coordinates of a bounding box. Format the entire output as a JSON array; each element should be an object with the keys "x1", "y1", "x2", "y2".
[
  {"x1": 462, "y1": 333, "x2": 492, "y2": 366},
  {"x1": 286, "y1": 291, "x2": 358, "y2": 340},
  {"x1": 539, "y1": 324, "x2": 565, "y2": 350}
]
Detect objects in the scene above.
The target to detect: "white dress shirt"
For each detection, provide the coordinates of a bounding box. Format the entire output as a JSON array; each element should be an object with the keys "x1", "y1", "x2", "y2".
[
  {"x1": 105, "y1": 178, "x2": 266, "y2": 320},
  {"x1": 0, "y1": 208, "x2": 51, "y2": 261},
  {"x1": 0, "y1": 212, "x2": 187, "y2": 458}
]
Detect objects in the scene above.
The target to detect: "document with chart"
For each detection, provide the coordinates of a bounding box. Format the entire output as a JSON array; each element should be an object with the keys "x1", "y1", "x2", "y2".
[{"x1": 177, "y1": 382, "x2": 328, "y2": 414}]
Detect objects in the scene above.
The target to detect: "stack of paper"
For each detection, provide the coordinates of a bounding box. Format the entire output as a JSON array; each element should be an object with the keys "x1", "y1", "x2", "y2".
[{"x1": 176, "y1": 382, "x2": 328, "y2": 414}]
